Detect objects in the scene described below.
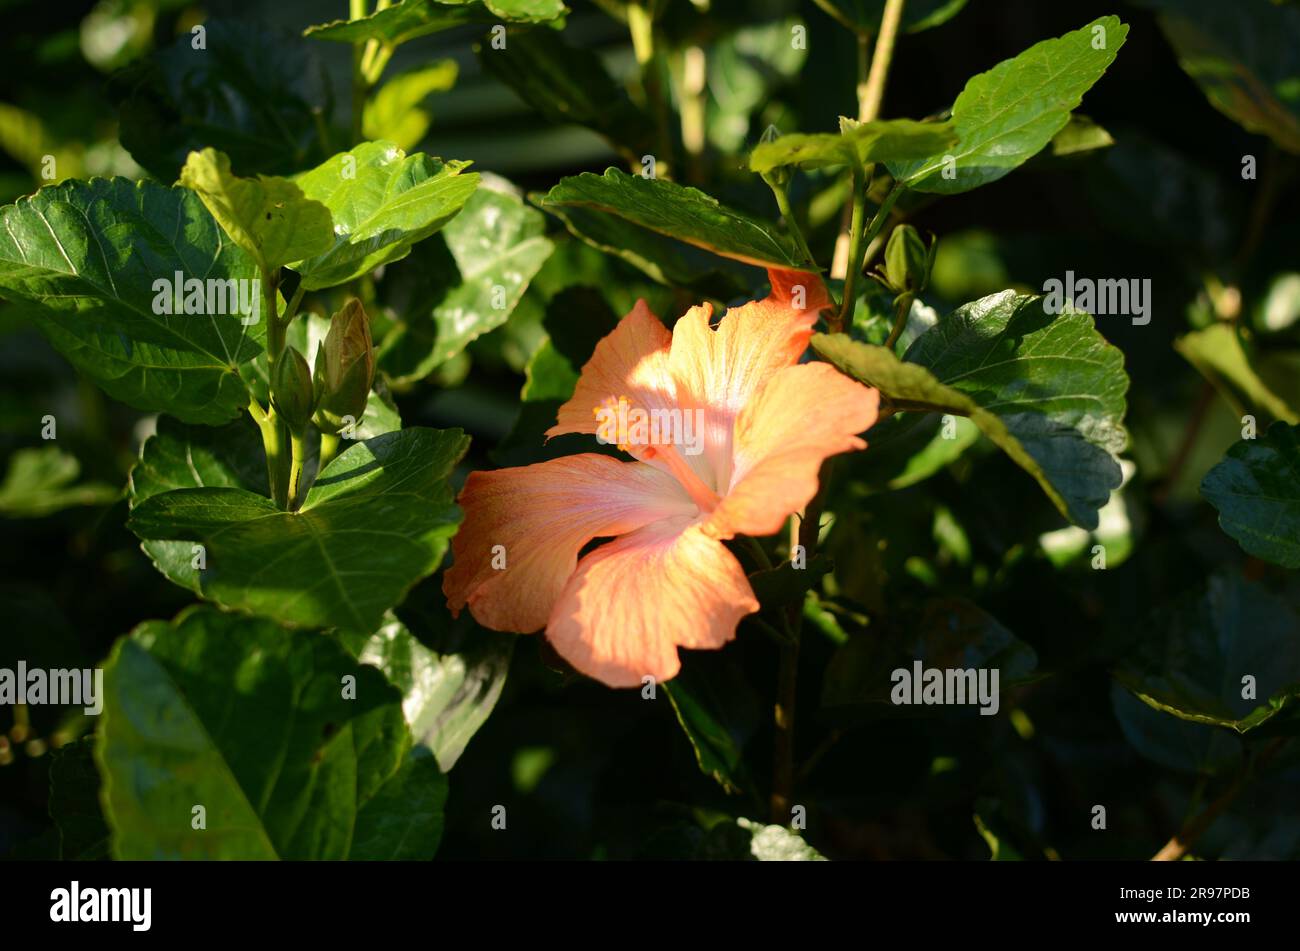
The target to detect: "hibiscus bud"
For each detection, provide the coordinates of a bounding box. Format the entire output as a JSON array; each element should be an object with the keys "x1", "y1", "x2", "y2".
[
  {"x1": 271, "y1": 345, "x2": 315, "y2": 432},
  {"x1": 884, "y1": 224, "x2": 932, "y2": 294},
  {"x1": 313, "y1": 298, "x2": 375, "y2": 431}
]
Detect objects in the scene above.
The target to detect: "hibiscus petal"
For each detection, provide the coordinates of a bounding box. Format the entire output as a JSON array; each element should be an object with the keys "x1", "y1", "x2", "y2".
[
  {"x1": 443, "y1": 454, "x2": 696, "y2": 633},
  {"x1": 546, "y1": 299, "x2": 675, "y2": 441},
  {"x1": 668, "y1": 280, "x2": 826, "y2": 490},
  {"x1": 547, "y1": 516, "x2": 760, "y2": 687},
  {"x1": 705, "y1": 362, "x2": 879, "y2": 539}
]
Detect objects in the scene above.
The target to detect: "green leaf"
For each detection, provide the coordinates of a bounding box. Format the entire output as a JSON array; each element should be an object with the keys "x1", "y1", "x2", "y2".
[
  {"x1": 820, "y1": 0, "x2": 967, "y2": 34},
  {"x1": 1137, "y1": 0, "x2": 1300, "y2": 153},
  {"x1": 535, "y1": 196, "x2": 747, "y2": 297},
  {"x1": 97, "y1": 606, "x2": 410, "y2": 859},
  {"x1": 814, "y1": 291, "x2": 1129, "y2": 529},
  {"x1": 1115, "y1": 574, "x2": 1300, "y2": 735},
  {"x1": 114, "y1": 21, "x2": 333, "y2": 180},
  {"x1": 888, "y1": 16, "x2": 1128, "y2": 193},
  {"x1": 341, "y1": 610, "x2": 514, "y2": 771},
  {"x1": 822, "y1": 598, "x2": 1037, "y2": 712},
  {"x1": 127, "y1": 427, "x2": 470, "y2": 632},
  {"x1": 377, "y1": 186, "x2": 553, "y2": 383},
  {"x1": 0, "y1": 447, "x2": 118, "y2": 518},
  {"x1": 307, "y1": 0, "x2": 566, "y2": 45},
  {"x1": 1176, "y1": 323, "x2": 1299, "y2": 425},
  {"x1": 291, "y1": 142, "x2": 479, "y2": 290},
  {"x1": 349, "y1": 746, "x2": 448, "y2": 860},
  {"x1": 0, "y1": 178, "x2": 264, "y2": 424},
  {"x1": 542, "y1": 168, "x2": 811, "y2": 270},
  {"x1": 476, "y1": 27, "x2": 651, "y2": 158},
  {"x1": 1202, "y1": 423, "x2": 1300, "y2": 568},
  {"x1": 749, "y1": 118, "x2": 958, "y2": 173},
  {"x1": 180, "y1": 148, "x2": 334, "y2": 279},
  {"x1": 49, "y1": 738, "x2": 111, "y2": 861},
  {"x1": 1049, "y1": 114, "x2": 1114, "y2": 157},
  {"x1": 363, "y1": 60, "x2": 459, "y2": 151},
  {"x1": 747, "y1": 555, "x2": 832, "y2": 609},
  {"x1": 663, "y1": 657, "x2": 758, "y2": 794}
]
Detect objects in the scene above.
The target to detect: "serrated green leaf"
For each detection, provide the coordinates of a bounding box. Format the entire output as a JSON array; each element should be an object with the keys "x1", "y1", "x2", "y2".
[
  {"x1": 291, "y1": 142, "x2": 479, "y2": 290},
  {"x1": 814, "y1": 291, "x2": 1129, "y2": 529},
  {"x1": 306, "y1": 0, "x2": 566, "y2": 45},
  {"x1": 97, "y1": 606, "x2": 410, "y2": 859},
  {"x1": 0, "y1": 178, "x2": 264, "y2": 424},
  {"x1": 377, "y1": 187, "x2": 552, "y2": 383},
  {"x1": 889, "y1": 16, "x2": 1128, "y2": 193},
  {"x1": 1137, "y1": 0, "x2": 1300, "y2": 153},
  {"x1": 750, "y1": 118, "x2": 958, "y2": 173},
  {"x1": 0, "y1": 446, "x2": 118, "y2": 518},
  {"x1": 1202, "y1": 423, "x2": 1300, "y2": 568},
  {"x1": 542, "y1": 168, "x2": 811, "y2": 270},
  {"x1": 127, "y1": 427, "x2": 469, "y2": 632},
  {"x1": 114, "y1": 21, "x2": 333, "y2": 180},
  {"x1": 1115, "y1": 574, "x2": 1300, "y2": 735},
  {"x1": 363, "y1": 60, "x2": 458, "y2": 151},
  {"x1": 180, "y1": 148, "x2": 334, "y2": 279}
]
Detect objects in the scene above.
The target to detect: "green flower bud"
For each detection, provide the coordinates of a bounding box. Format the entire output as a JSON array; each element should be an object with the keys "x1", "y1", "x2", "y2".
[
  {"x1": 271, "y1": 345, "x2": 316, "y2": 432},
  {"x1": 313, "y1": 298, "x2": 375, "y2": 432},
  {"x1": 884, "y1": 224, "x2": 932, "y2": 295}
]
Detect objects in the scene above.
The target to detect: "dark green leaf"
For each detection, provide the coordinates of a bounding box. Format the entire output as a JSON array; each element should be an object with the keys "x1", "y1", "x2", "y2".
[
  {"x1": 114, "y1": 21, "x2": 333, "y2": 179},
  {"x1": 1202, "y1": 423, "x2": 1300, "y2": 568},
  {"x1": 1115, "y1": 574, "x2": 1300, "y2": 735},
  {"x1": 0, "y1": 178, "x2": 264, "y2": 424},
  {"x1": 889, "y1": 16, "x2": 1128, "y2": 193},
  {"x1": 349, "y1": 746, "x2": 448, "y2": 860},
  {"x1": 822, "y1": 598, "x2": 1038, "y2": 711},
  {"x1": 98, "y1": 606, "x2": 410, "y2": 859},
  {"x1": 1138, "y1": 0, "x2": 1300, "y2": 153},
  {"x1": 127, "y1": 427, "x2": 469, "y2": 632},
  {"x1": 307, "y1": 0, "x2": 566, "y2": 45},
  {"x1": 814, "y1": 291, "x2": 1129, "y2": 529},
  {"x1": 542, "y1": 168, "x2": 811, "y2": 270},
  {"x1": 49, "y1": 738, "x2": 110, "y2": 861},
  {"x1": 747, "y1": 555, "x2": 832, "y2": 609},
  {"x1": 663, "y1": 657, "x2": 759, "y2": 794},
  {"x1": 476, "y1": 28, "x2": 652, "y2": 158}
]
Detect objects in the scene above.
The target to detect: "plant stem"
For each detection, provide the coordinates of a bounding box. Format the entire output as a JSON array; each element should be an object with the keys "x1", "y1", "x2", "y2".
[
  {"x1": 264, "y1": 277, "x2": 284, "y2": 363},
  {"x1": 883, "y1": 291, "x2": 914, "y2": 350},
  {"x1": 772, "y1": 182, "x2": 817, "y2": 270},
  {"x1": 250, "y1": 401, "x2": 289, "y2": 509},
  {"x1": 350, "y1": 0, "x2": 370, "y2": 144},
  {"x1": 628, "y1": 2, "x2": 670, "y2": 178},
  {"x1": 287, "y1": 430, "x2": 307, "y2": 511},
  {"x1": 1152, "y1": 738, "x2": 1288, "y2": 861},
  {"x1": 833, "y1": 165, "x2": 869, "y2": 331},
  {"x1": 319, "y1": 430, "x2": 342, "y2": 472},
  {"x1": 860, "y1": 0, "x2": 905, "y2": 124}
]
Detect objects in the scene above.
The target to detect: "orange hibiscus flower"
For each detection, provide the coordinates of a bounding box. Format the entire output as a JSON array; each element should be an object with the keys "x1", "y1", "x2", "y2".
[{"x1": 443, "y1": 269, "x2": 879, "y2": 687}]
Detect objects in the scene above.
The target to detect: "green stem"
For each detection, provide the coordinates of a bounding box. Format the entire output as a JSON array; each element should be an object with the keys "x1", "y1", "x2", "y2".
[
  {"x1": 287, "y1": 430, "x2": 307, "y2": 511},
  {"x1": 282, "y1": 284, "x2": 306, "y2": 327},
  {"x1": 319, "y1": 430, "x2": 342, "y2": 472},
  {"x1": 834, "y1": 165, "x2": 869, "y2": 331},
  {"x1": 860, "y1": 0, "x2": 905, "y2": 124},
  {"x1": 350, "y1": 0, "x2": 370, "y2": 144},
  {"x1": 883, "y1": 291, "x2": 914, "y2": 351},
  {"x1": 264, "y1": 276, "x2": 284, "y2": 363},
  {"x1": 771, "y1": 182, "x2": 817, "y2": 270},
  {"x1": 250, "y1": 401, "x2": 289, "y2": 509}
]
